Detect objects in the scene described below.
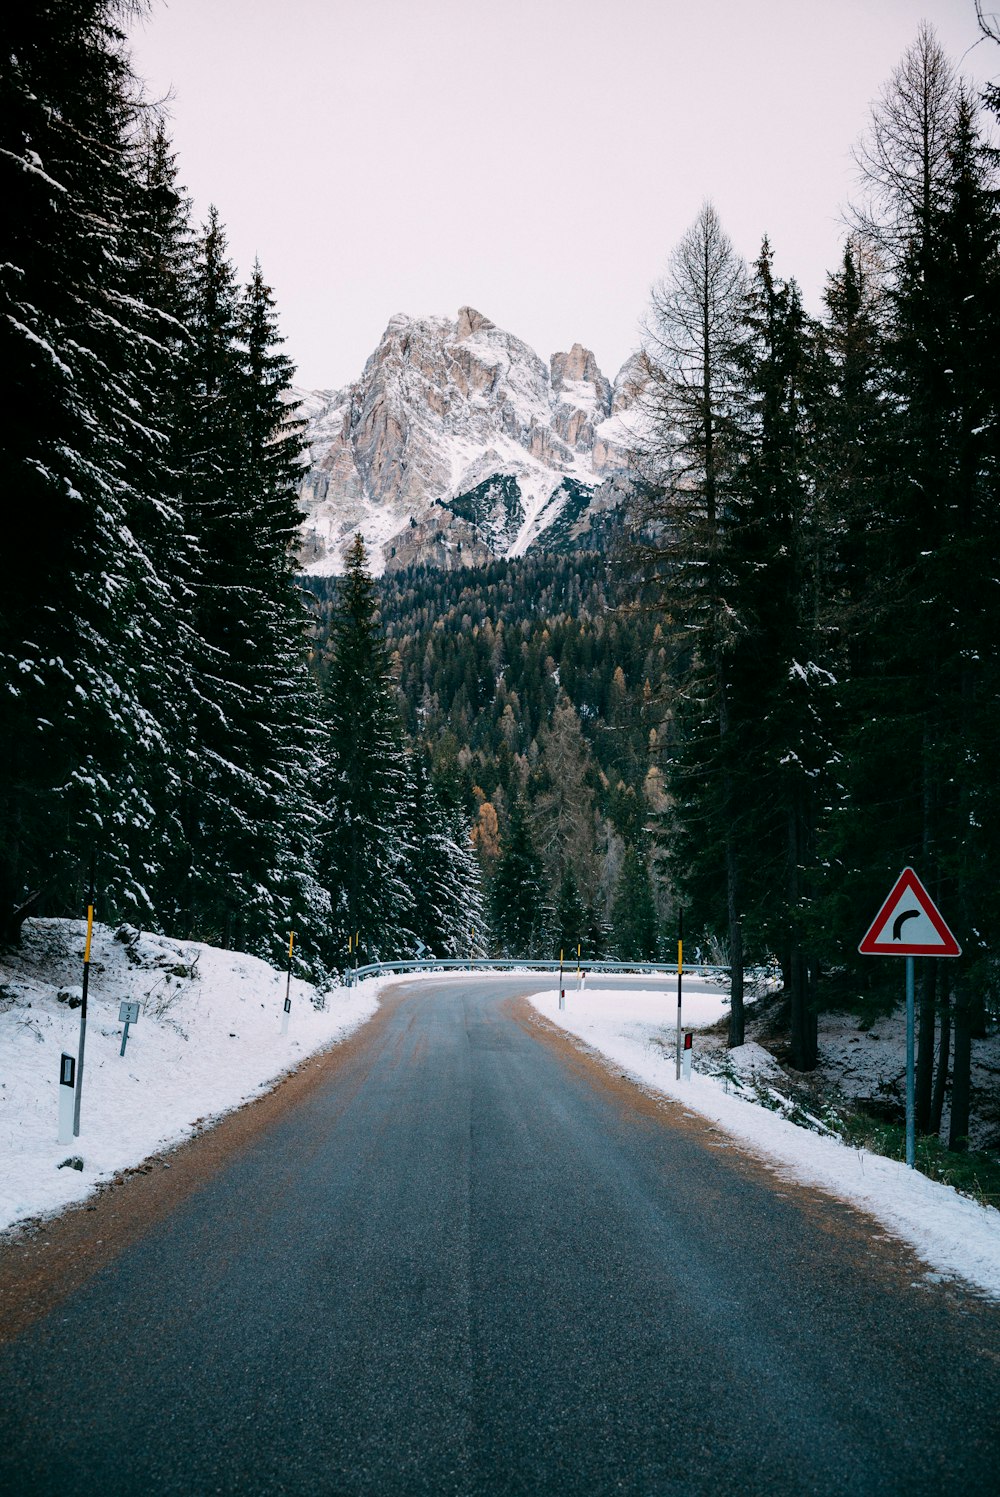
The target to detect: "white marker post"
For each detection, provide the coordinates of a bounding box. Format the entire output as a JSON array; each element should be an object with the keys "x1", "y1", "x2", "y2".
[
  {"x1": 858, "y1": 867, "x2": 961, "y2": 1168},
  {"x1": 281, "y1": 930, "x2": 295, "y2": 1034},
  {"x1": 58, "y1": 1053, "x2": 76, "y2": 1144},
  {"x1": 118, "y1": 1001, "x2": 140, "y2": 1056},
  {"x1": 558, "y1": 948, "x2": 565, "y2": 1010},
  {"x1": 682, "y1": 1029, "x2": 693, "y2": 1081}
]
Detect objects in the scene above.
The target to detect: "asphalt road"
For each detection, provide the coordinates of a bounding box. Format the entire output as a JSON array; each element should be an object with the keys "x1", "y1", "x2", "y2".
[{"x1": 1, "y1": 976, "x2": 999, "y2": 1497}]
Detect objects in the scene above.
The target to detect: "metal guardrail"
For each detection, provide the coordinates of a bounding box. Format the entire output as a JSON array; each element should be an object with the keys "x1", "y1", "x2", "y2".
[{"x1": 347, "y1": 958, "x2": 730, "y2": 986}]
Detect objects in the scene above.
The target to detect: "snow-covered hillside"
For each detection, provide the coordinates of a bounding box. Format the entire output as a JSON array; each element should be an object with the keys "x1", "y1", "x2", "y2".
[
  {"x1": 294, "y1": 307, "x2": 644, "y2": 575},
  {"x1": 0, "y1": 920, "x2": 380, "y2": 1233}
]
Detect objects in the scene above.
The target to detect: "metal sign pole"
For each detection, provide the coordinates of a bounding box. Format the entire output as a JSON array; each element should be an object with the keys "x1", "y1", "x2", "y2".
[
  {"x1": 905, "y1": 956, "x2": 915, "y2": 1168},
  {"x1": 675, "y1": 910, "x2": 683, "y2": 1081}
]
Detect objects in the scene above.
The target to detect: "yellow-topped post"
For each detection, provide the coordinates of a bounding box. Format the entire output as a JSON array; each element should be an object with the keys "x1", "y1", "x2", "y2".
[
  {"x1": 73, "y1": 868, "x2": 95, "y2": 1136},
  {"x1": 281, "y1": 931, "x2": 295, "y2": 1033}
]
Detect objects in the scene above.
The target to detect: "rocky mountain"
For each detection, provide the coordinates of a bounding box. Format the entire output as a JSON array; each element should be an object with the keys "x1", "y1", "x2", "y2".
[{"x1": 294, "y1": 306, "x2": 643, "y2": 575}]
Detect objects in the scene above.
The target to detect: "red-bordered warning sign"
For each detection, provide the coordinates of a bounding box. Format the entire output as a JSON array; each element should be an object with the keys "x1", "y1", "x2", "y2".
[{"x1": 858, "y1": 867, "x2": 961, "y2": 957}]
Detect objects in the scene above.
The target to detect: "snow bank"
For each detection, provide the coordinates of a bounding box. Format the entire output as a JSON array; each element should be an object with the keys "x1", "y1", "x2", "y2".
[
  {"x1": 529, "y1": 982, "x2": 1000, "y2": 1300},
  {"x1": 0, "y1": 920, "x2": 381, "y2": 1234}
]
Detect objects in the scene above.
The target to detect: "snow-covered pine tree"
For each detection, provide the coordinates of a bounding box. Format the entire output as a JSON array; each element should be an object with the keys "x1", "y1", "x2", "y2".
[
  {"x1": 403, "y1": 752, "x2": 484, "y2": 958},
  {"x1": 319, "y1": 534, "x2": 413, "y2": 968},
  {"x1": 0, "y1": 1, "x2": 186, "y2": 933},
  {"x1": 172, "y1": 214, "x2": 325, "y2": 963}
]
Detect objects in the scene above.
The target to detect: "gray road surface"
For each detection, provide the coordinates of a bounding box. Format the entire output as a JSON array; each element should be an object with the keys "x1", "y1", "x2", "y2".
[{"x1": 1, "y1": 976, "x2": 998, "y2": 1496}]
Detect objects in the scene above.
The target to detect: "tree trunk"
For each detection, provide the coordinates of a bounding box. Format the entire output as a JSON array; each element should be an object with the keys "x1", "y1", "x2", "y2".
[
  {"x1": 1, "y1": 888, "x2": 43, "y2": 948},
  {"x1": 915, "y1": 963, "x2": 936, "y2": 1133},
  {"x1": 787, "y1": 798, "x2": 817, "y2": 1071},
  {"x1": 726, "y1": 828, "x2": 744, "y2": 1047},
  {"x1": 930, "y1": 985, "x2": 951, "y2": 1137},
  {"x1": 948, "y1": 983, "x2": 984, "y2": 1152}
]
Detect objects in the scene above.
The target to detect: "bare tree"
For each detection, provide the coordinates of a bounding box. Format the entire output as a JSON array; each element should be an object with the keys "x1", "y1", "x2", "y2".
[
  {"x1": 851, "y1": 21, "x2": 958, "y2": 259},
  {"x1": 630, "y1": 203, "x2": 750, "y2": 1046}
]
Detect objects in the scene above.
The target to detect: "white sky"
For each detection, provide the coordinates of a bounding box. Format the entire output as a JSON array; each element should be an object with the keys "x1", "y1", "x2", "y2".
[{"x1": 128, "y1": 0, "x2": 996, "y2": 392}]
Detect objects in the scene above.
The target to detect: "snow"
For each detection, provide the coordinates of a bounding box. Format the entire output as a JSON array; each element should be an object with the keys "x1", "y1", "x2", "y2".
[
  {"x1": 0, "y1": 920, "x2": 380, "y2": 1234},
  {"x1": 528, "y1": 979, "x2": 1000, "y2": 1300}
]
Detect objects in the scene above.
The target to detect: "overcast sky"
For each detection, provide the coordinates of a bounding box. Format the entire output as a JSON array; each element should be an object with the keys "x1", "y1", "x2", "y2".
[{"x1": 128, "y1": 0, "x2": 996, "y2": 391}]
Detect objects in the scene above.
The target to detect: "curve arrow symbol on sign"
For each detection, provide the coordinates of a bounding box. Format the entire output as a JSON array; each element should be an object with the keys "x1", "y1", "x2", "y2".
[{"x1": 892, "y1": 910, "x2": 919, "y2": 941}]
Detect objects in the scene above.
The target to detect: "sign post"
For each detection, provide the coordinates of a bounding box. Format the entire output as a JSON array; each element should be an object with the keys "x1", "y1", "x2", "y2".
[
  {"x1": 118, "y1": 1001, "x2": 140, "y2": 1056},
  {"x1": 858, "y1": 867, "x2": 961, "y2": 1168},
  {"x1": 675, "y1": 910, "x2": 683, "y2": 1081},
  {"x1": 73, "y1": 871, "x2": 95, "y2": 1138},
  {"x1": 281, "y1": 931, "x2": 295, "y2": 1034}
]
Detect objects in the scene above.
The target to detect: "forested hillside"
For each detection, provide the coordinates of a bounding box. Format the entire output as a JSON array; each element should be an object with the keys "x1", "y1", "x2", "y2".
[{"x1": 308, "y1": 552, "x2": 672, "y2": 962}]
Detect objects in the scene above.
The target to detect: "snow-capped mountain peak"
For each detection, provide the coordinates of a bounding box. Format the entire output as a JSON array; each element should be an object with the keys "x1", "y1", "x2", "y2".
[{"x1": 295, "y1": 308, "x2": 640, "y2": 574}]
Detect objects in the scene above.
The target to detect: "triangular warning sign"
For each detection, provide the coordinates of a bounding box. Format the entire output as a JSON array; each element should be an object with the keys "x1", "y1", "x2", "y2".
[{"x1": 858, "y1": 867, "x2": 961, "y2": 957}]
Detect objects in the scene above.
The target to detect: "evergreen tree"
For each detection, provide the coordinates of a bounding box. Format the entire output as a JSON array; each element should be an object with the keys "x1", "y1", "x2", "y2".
[
  {"x1": 723, "y1": 242, "x2": 829, "y2": 1069},
  {"x1": 169, "y1": 215, "x2": 325, "y2": 962},
  {"x1": 0, "y1": 1, "x2": 184, "y2": 932},
  {"x1": 489, "y1": 798, "x2": 545, "y2": 957},
  {"x1": 553, "y1": 865, "x2": 588, "y2": 963},
  {"x1": 610, "y1": 846, "x2": 659, "y2": 962},
  {"x1": 320, "y1": 535, "x2": 413, "y2": 967},
  {"x1": 404, "y1": 753, "x2": 484, "y2": 958}
]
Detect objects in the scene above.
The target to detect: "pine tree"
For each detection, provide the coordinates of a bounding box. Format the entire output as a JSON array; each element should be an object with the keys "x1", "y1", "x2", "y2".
[
  {"x1": 722, "y1": 241, "x2": 830, "y2": 1069},
  {"x1": 489, "y1": 798, "x2": 545, "y2": 957},
  {"x1": 0, "y1": 2, "x2": 185, "y2": 932},
  {"x1": 553, "y1": 865, "x2": 588, "y2": 963},
  {"x1": 320, "y1": 535, "x2": 413, "y2": 968},
  {"x1": 404, "y1": 752, "x2": 484, "y2": 958},
  {"x1": 610, "y1": 846, "x2": 659, "y2": 962}
]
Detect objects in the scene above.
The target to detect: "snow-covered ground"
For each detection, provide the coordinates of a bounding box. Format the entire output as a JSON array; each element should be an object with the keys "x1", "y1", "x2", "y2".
[
  {"x1": 0, "y1": 919, "x2": 381, "y2": 1234},
  {"x1": 528, "y1": 979, "x2": 1000, "y2": 1300}
]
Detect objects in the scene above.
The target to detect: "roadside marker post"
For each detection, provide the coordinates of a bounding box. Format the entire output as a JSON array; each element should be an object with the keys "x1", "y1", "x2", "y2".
[
  {"x1": 858, "y1": 868, "x2": 961, "y2": 1168},
  {"x1": 682, "y1": 1029, "x2": 693, "y2": 1082},
  {"x1": 118, "y1": 1001, "x2": 140, "y2": 1057},
  {"x1": 281, "y1": 931, "x2": 295, "y2": 1034},
  {"x1": 73, "y1": 870, "x2": 95, "y2": 1138},
  {"x1": 558, "y1": 949, "x2": 565, "y2": 1010},
  {"x1": 675, "y1": 911, "x2": 684, "y2": 1082},
  {"x1": 58, "y1": 1053, "x2": 75, "y2": 1144}
]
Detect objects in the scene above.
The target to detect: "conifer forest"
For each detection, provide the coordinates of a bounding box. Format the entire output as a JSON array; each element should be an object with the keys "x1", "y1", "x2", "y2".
[{"x1": 3, "y1": 3, "x2": 1000, "y2": 1162}]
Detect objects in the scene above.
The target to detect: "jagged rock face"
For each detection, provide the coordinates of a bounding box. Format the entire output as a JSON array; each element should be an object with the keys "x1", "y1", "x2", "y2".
[{"x1": 295, "y1": 307, "x2": 643, "y2": 575}]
